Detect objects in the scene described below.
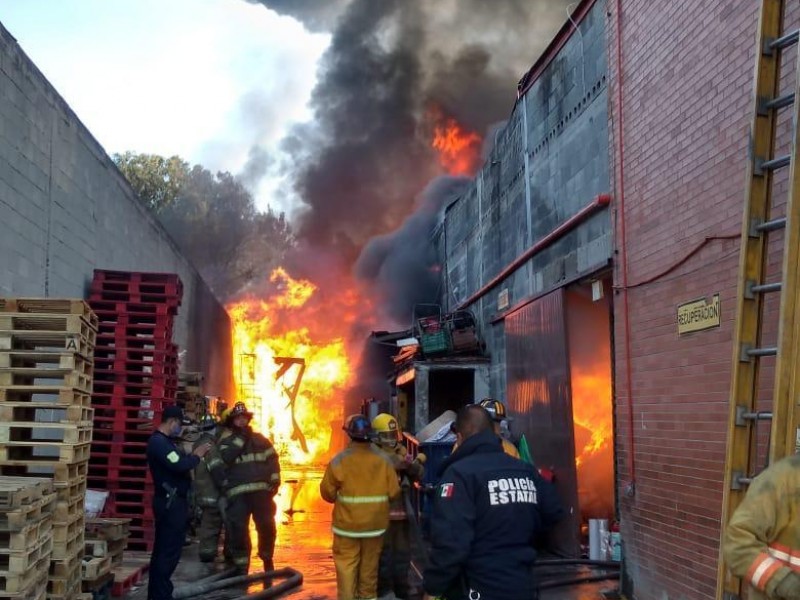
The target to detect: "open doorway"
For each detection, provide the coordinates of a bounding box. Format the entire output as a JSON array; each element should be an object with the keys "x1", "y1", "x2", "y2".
[{"x1": 565, "y1": 278, "x2": 615, "y2": 544}]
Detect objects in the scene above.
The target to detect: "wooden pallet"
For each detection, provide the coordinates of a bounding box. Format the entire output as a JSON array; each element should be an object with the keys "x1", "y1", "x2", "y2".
[
  {"x1": 0, "y1": 388, "x2": 91, "y2": 408},
  {"x1": 0, "y1": 405, "x2": 93, "y2": 426},
  {"x1": 0, "y1": 493, "x2": 56, "y2": 532},
  {"x1": 0, "y1": 555, "x2": 48, "y2": 593},
  {"x1": 109, "y1": 563, "x2": 147, "y2": 598},
  {"x1": 0, "y1": 530, "x2": 52, "y2": 573},
  {"x1": 83, "y1": 520, "x2": 128, "y2": 543},
  {"x1": 80, "y1": 556, "x2": 110, "y2": 582},
  {"x1": 49, "y1": 548, "x2": 82, "y2": 579},
  {"x1": 0, "y1": 299, "x2": 95, "y2": 321},
  {"x1": 54, "y1": 478, "x2": 87, "y2": 505},
  {"x1": 0, "y1": 478, "x2": 53, "y2": 510},
  {"x1": 0, "y1": 314, "x2": 96, "y2": 336},
  {"x1": 54, "y1": 495, "x2": 84, "y2": 524},
  {"x1": 0, "y1": 422, "x2": 92, "y2": 445},
  {"x1": 0, "y1": 371, "x2": 92, "y2": 395},
  {"x1": 0, "y1": 577, "x2": 47, "y2": 600},
  {"x1": 0, "y1": 517, "x2": 53, "y2": 553},
  {"x1": 0, "y1": 353, "x2": 92, "y2": 372},
  {"x1": 0, "y1": 443, "x2": 91, "y2": 465},
  {"x1": 81, "y1": 571, "x2": 112, "y2": 595},
  {"x1": 0, "y1": 331, "x2": 94, "y2": 358},
  {"x1": 47, "y1": 571, "x2": 81, "y2": 600},
  {"x1": 52, "y1": 528, "x2": 84, "y2": 562}
]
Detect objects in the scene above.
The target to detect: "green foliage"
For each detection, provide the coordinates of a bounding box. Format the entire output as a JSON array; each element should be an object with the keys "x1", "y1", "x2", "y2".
[
  {"x1": 114, "y1": 152, "x2": 189, "y2": 212},
  {"x1": 113, "y1": 153, "x2": 293, "y2": 300}
]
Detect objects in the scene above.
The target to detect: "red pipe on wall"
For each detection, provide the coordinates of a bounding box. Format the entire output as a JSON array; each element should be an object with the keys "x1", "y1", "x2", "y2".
[
  {"x1": 456, "y1": 193, "x2": 611, "y2": 311},
  {"x1": 614, "y1": 0, "x2": 636, "y2": 495}
]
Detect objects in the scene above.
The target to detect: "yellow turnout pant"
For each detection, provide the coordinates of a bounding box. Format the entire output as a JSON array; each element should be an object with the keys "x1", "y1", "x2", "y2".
[{"x1": 333, "y1": 534, "x2": 384, "y2": 600}]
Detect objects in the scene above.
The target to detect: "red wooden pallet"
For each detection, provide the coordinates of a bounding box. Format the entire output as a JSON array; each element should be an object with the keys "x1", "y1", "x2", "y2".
[
  {"x1": 91, "y1": 393, "x2": 171, "y2": 409},
  {"x1": 110, "y1": 563, "x2": 149, "y2": 597},
  {"x1": 93, "y1": 269, "x2": 182, "y2": 285},
  {"x1": 93, "y1": 347, "x2": 178, "y2": 364},
  {"x1": 94, "y1": 357, "x2": 177, "y2": 375},
  {"x1": 89, "y1": 300, "x2": 178, "y2": 317},
  {"x1": 93, "y1": 381, "x2": 176, "y2": 397},
  {"x1": 89, "y1": 290, "x2": 181, "y2": 306},
  {"x1": 90, "y1": 279, "x2": 182, "y2": 296},
  {"x1": 88, "y1": 453, "x2": 149, "y2": 470},
  {"x1": 97, "y1": 323, "x2": 173, "y2": 339}
]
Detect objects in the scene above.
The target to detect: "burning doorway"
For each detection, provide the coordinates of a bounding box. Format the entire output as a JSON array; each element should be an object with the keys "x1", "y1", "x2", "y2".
[{"x1": 504, "y1": 278, "x2": 615, "y2": 557}]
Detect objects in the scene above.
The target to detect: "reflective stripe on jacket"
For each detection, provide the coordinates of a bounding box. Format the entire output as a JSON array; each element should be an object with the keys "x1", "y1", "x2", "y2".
[
  {"x1": 320, "y1": 441, "x2": 401, "y2": 538},
  {"x1": 210, "y1": 428, "x2": 280, "y2": 499},
  {"x1": 723, "y1": 454, "x2": 800, "y2": 599}
]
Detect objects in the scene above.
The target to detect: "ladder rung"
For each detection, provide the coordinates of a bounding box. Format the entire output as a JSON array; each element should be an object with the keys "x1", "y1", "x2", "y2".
[
  {"x1": 740, "y1": 344, "x2": 778, "y2": 361},
  {"x1": 765, "y1": 92, "x2": 796, "y2": 111},
  {"x1": 731, "y1": 472, "x2": 753, "y2": 490},
  {"x1": 768, "y1": 29, "x2": 800, "y2": 52},
  {"x1": 752, "y1": 217, "x2": 787, "y2": 235},
  {"x1": 735, "y1": 405, "x2": 773, "y2": 426},
  {"x1": 745, "y1": 280, "x2": 783, "y2": 298},
  {"x1": 755, "y1": 155, "x2": 791, "y2": 175}
]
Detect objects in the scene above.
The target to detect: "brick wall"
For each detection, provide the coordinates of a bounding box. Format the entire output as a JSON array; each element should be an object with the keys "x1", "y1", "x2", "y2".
[
  {"x1": 0, "y1": 22, "x2": 234, "y2": 398},
  {"x1": 609, "y1": 0, "x2": 798, "y2": 597}
]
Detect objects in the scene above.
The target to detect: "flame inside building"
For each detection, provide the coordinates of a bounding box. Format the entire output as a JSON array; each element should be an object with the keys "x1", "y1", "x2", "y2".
[{"x1": 228, "y1": 268, "x2": 357, "y2": 466}]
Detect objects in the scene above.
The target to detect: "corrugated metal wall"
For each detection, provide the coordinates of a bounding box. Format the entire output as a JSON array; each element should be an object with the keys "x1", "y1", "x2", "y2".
[{"x1": 505, "y1": 288, "x2": 579, "y2": 556}]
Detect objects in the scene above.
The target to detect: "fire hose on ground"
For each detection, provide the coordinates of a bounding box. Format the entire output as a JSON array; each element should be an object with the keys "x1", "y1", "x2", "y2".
[{"x1": 172, "y1": 567, "x2": 303, "y2": 599}]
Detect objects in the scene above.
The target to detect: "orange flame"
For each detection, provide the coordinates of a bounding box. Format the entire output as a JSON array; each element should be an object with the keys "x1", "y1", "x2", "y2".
[
  {"x1": 228, "y1": 268, "x2": 358, "y2": 465},
  {"x1": 429, "y1": 108, "x2": 482, "y2": 177}
]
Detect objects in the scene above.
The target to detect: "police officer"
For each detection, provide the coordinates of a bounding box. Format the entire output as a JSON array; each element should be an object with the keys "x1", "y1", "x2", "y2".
[
  {"x1": 210, "y1": 402, "x2": 280, "y2": 574},
  {"x1": 423, "y1": 405, "x2": 564, "y2": 600},
  {"x1": 147, "y1": 406, "x2": 211, "y2": 600}
]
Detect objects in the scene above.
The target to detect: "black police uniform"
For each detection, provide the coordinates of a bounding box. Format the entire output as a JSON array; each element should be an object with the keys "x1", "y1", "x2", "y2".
[
  {"x1": 423, "y1": 430, "x2": 565, "y2": 600},
  {"x1": 147, "y1": 430, "x2": 200, "y2": 600}
]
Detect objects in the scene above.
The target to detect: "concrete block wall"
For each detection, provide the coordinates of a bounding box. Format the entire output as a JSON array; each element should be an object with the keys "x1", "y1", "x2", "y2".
[
  {"x1": 0, "y1": 22, "x2": 233, "y2": 398},
  {"x1": 608, "y1": 1, "x2": 798, "y2": 597},
  {"x1": 442, "y1": 0, "x2": 612, "y2": 401}
]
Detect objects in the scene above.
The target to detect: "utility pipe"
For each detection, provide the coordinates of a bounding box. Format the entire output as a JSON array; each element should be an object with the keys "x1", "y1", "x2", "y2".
[
  {"x1": 456, "y1": 193, "x2": 611, "y2": 311},
  {"x1": 614, "y1": 0, "x2": 636, "y2": 496}
]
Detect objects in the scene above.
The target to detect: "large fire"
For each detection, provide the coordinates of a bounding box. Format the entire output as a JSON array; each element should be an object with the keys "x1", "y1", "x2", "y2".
[
  {"x1": 228, "y1": 268, "x2": 357, "y2": 465},
  {"x1": 429, "y1": 107, "x2": 482, "y2": 177}
]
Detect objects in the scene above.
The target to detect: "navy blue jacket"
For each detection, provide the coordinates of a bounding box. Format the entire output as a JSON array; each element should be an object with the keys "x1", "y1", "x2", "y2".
[
  {"x1": 423, "y1": 430, "x2": 565, "y2": 600},
  {"x1": 146, "y1": 431, "x2": 200, "y2": 498}
]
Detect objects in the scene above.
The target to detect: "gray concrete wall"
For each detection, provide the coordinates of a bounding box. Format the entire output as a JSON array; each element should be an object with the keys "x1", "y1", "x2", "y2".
[
  {"x1": 441, "y1": 0, "x2": 611, "y2": 400},
  {"x1": 0, "y1": 22, "x2": 233, "y2": 398}
]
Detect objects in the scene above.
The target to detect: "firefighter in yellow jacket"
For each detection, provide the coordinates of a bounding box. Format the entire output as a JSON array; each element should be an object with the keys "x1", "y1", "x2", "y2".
[
  {"x1": 722, "y1": 454, "x2": 800, "y2": 599},
  {"x1": 209, "y1": 402, "x2": 280, "y2": 574},
  {"x1": 321, "y1": 414, "x2": 401, "y2": 600},
  {"x1": 192, "y1": 415, "x2": 231, "y2": 562},
  {"x1": 371, "y1": 414, "x2": 424, "y2": 600}
]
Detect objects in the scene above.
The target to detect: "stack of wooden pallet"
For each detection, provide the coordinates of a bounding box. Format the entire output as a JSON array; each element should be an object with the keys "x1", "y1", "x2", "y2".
[
  {"x1": 0, "y1": 477, "x2": 56, "y2": 600},
  {"x1": 177, "y1": 372, "x2": 204, "y2": 422},
  {"x1": 0, "y1": 298, "x2": 97, "y2": 600},
  {"x1": 83, "y1": 517, "x2": 130, "y2": 599}
]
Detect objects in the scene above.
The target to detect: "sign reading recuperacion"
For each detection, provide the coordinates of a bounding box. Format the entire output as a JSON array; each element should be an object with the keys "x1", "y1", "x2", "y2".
[{"x1": 677, "y1": 294, "x2": 721, "y2": 335}]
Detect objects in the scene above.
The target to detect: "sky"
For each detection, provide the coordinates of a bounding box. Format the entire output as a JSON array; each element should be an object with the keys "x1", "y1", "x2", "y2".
[{"x1": 0, "y1": 0, "x2": 329, "y2": 214}]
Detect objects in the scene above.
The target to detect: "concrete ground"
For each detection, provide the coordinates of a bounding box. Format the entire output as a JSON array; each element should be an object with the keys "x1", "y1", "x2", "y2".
[{"x1": 127, "y1": 468, "x2": 619, "y2": 600}]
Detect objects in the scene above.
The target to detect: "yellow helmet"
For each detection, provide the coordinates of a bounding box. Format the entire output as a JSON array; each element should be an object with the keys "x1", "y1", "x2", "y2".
[
  {"x1": 480, "y1": 398, "x2": 509, "y2": 422},
  {"x1": 371, "y1": 413, "x2": 401, "y2": 447},
  {"x1": 220, "y1": 407, "x2": 233, "y2": 422}
]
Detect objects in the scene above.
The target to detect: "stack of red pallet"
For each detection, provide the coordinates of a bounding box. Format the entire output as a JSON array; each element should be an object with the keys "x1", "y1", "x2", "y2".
[{"x1": 87, "y1": 270, "x2": 182, "y2": 552}]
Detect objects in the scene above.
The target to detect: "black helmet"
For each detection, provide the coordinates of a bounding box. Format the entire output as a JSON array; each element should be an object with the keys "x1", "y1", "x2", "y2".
[
  {"x1": 226, "y1": 402, "x2": 253, "y2": 423},
  {"x1": 343, "y1": 414, "x2": 373, "y2": 441}
]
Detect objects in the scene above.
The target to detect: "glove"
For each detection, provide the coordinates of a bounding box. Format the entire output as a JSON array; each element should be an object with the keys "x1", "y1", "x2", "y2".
[{"x1": 771, "y1": 570, "x2": 800, "y2": 599}]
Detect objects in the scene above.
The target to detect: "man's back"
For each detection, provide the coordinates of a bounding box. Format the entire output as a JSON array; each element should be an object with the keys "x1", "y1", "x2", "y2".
[{"x1": 425, "y1": 430, "x2": 564, "y2": 600}]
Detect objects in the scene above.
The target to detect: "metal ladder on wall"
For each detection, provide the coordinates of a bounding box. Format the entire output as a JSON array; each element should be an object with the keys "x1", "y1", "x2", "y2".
[{"x1": 717, "y1": 1, "x2": 800, "y2": 598}]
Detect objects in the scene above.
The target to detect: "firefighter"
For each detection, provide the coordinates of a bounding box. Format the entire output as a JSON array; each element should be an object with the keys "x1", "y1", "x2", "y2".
[
  {"x1": 321, "y1": 415, "x2": 401, "y2": 600},
  {"x1": 479, "y1": 398, "x2": 520, "y2": 458},
  {"x1": 371, "y1": 413, "x2": 424, "y2": 600},
  {"x1": 423, "y1": 405, "x2": 564, "y2": 600},
  {"x1": 722, "y1": 454, "x2": 800, "y2": 599},
  {"x1": 147, "y1": 406, "x2": 212, "y2": 600},
  {"x1": 209, "y1": 402, "x2": 281, "y2": 574},
  {"x1": 192, "y1": 414, "x2": 232, "y2": 563}
]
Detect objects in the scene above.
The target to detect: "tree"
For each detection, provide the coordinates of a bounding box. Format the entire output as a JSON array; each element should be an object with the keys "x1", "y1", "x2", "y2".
[
  {"x1": 113, "y1": 153, "x2": 294, "y2": 300},
  {"x1": 114, "y1": 152, "x2": 189, "y2": 212}
]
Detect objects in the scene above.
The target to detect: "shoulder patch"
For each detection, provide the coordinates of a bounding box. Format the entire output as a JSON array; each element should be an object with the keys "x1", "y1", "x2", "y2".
[
  {"x1": 232, "y1": 437, "x2": 245, "y2": 448},
  {"x1": 166, "y1": 451, "x2": 180, "y2": 464},
  {"x1": 439, "y1": 482, "x2": 454, "y2": 498}
]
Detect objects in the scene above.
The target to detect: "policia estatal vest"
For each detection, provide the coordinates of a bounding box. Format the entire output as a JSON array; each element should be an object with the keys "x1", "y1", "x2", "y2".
[
  {"x1": 147, "y1": 406, "x2": 211, "y2": 600},
  {"x1": 209, "y1": 402, "x2": 280, "y2": 574},
  {"x1": 423, "y1": 405, "x2": 565, "y2": 600}
]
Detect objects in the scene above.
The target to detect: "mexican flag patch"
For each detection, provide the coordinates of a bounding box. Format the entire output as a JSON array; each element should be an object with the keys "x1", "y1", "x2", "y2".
[{"x1": 439, "y1": 482, "x2": 454, "y2": 498}]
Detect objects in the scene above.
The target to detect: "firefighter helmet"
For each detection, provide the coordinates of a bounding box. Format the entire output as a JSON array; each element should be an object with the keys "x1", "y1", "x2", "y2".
[
  {"x1": 480, "y1": 398, "x2": 510, "y2": 422},
  {"x1": 227, "y1": 402, "x2": 253, "y2": 422},
  {"x1": 343, "y1": 414, "x2": 373, "y2": 441},
  {"x1": 371, "y1": 413, "x2": 401, "y2": 447}
]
